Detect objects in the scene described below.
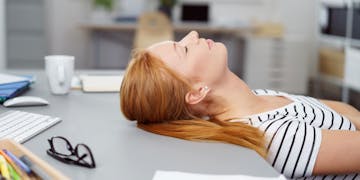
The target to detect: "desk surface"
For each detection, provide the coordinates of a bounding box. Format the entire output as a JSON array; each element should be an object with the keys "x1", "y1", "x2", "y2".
[
  {"x1": 1, "y1": 70, "x2": 280, "y2": 180},
  {"x1": 81, "y1": 21, "x2": 254, "y2": 35}
]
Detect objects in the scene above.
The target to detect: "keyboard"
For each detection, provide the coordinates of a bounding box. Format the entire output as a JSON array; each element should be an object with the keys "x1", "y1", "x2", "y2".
[{"x1": 0, "y1": 110, "x2": 61, "y2": 143}]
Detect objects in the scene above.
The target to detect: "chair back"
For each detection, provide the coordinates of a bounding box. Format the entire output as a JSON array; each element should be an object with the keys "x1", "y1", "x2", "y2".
[{"x1": 134, "y1": 12, "x2": 174, "y2": 49}]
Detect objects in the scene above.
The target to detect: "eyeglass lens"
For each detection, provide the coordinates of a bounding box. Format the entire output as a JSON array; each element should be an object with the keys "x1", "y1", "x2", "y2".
[
  {"x1": 75, "y1": 144, "x2": 94, "y2": 165},
  {"x1": 50, "y1": 137, "x2": 73, "y2": 156}
]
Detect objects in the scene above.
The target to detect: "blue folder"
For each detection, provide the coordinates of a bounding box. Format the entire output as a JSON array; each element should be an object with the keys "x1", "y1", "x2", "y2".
[{"x1": 0, "y1": 81, "x2": 30, "y2": 103}]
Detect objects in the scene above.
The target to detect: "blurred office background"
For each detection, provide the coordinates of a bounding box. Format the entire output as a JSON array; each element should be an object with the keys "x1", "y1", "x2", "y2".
[{"x1": 0, "y1": 0, "x2": 359, "y2": 108}]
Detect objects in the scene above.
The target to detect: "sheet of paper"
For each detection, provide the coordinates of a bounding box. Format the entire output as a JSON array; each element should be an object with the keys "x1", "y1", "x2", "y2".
[
  {"x1": 0, "y1": 73, "x2": 29, "y2": 85},
  {"x1": 152, "y1": 170, "x2": 286, "y2": 180},
  {"x1": 80, "y1": 75, "x2": 123, "y2": 92}
]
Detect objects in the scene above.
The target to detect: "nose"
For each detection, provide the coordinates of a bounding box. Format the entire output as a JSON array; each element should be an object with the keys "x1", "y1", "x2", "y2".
[
  {"x1": 188, "y1": 31, "x2": 199, "y2": 39},
  {"x1": 179, "y1": 31, "x2": 199, "y2": 46}
]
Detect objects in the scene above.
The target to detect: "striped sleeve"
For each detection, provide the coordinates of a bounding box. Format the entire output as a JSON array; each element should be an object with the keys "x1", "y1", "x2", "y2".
[{"x1": 260, "y1": 118, "x2": 322, "y2": 179}]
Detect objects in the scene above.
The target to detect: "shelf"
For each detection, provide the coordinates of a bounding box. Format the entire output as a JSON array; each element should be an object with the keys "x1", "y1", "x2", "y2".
[{"x1": 319, "y1": 34, "x2": 360, "y2": 48}]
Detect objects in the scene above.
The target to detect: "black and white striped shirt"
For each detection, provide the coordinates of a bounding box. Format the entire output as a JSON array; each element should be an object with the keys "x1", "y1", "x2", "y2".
[{"x1": 231, "y1": 89, "x2": 359, "y2": 179}]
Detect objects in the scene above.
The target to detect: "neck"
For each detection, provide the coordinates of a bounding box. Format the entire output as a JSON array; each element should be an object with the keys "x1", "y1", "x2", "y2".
[{"x1": 207, "y1": 70, "x2": 265, "y2": 121}]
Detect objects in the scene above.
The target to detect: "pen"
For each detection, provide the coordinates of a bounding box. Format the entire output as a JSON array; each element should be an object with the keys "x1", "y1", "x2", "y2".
[
  {"x1": 0, "y1": 155, "x2": 10, "y2": 179},
  {"x1": 20, "y1": 155, "x2": 52, "y2": 180},
  {"x1": 0, "y1": 150, "x2": 27, "y2": 180},
  {"x1": 2, "y1": 149, "x2": 31, "y2": 174}
]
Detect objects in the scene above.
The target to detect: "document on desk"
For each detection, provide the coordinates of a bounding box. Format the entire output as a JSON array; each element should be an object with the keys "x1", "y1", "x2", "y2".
[
  {"x1": 153, "y1": 170, "x2": 286, "y2": 180},
  {"x1": 0, "y1": 73, "x2": 30, "y2": 85},
  {"x1": 80, "y1": 75, "x2": 123, "y2": 92}
]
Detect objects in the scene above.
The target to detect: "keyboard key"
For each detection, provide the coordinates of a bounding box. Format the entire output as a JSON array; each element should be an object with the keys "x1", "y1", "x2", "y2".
[{"x1": 0, "y1": 111, "x2": 61, "y2": 143}]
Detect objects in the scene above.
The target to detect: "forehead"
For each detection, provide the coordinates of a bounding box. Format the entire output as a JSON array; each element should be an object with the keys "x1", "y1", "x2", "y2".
[
  {"x1": 147, "y1": 41, "x2": 180, "y2": 62},
  {"x1": 147, "y1": 41, "x2": 173, "y2": 52}
]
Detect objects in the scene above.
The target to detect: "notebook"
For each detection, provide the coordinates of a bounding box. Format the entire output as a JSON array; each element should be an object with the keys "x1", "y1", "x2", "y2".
[
  {"x1": 0, "y1": 81, "x2": 30, "y2": 103},
  {"x1": 0, "y1": 74, "x2": 34, "y2": 103},
  {"x1": 80, "y1": 75, "x2": 123, "y2": 92},
  {"x1": 0, "y1": 73, "x2": 30, "y2": 85}
]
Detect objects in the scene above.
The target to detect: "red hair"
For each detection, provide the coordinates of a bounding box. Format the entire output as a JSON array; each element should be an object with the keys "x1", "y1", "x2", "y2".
[{"x1": 120, "y1": 50, "x2": 267, "y2": 157}]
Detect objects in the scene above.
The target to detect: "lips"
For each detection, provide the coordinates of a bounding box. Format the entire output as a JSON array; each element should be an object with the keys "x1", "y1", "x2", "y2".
[{"x1": 206, "y1": 39, "x2": 214, "y2": 49}]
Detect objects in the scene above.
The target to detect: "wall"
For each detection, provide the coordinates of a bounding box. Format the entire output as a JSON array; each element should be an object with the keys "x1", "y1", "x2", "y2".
[
  {"x1": 45, "y1": 0, "x2": 318, "y2": 73},
  {"x1": 175, "y1": 0, "x2": 317, "y2": 38},
  {"x1": 0, "y1": 0, "x2": 5, "y2": 70},
  {"x1": 276, "y1": 0, "x2": 318, "y2": 77},
  {"x1": 46, "y1": 0, "x2": 91, "y2": 69},
  {"x1": 6, "y1": 0, "x2": 48, "y2": 69},
  {"x1": 208, "y1": 0, "x2": 318, "y2": 77}
]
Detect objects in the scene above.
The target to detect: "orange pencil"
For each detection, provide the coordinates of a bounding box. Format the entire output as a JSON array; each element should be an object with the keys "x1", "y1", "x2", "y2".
[{"x1": 0, "y1": 150, "x2": 30, "y2": 180}]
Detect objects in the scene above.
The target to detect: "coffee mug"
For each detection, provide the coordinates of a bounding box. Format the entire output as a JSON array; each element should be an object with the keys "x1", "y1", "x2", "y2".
[{"x1": 45, "y1": 55, "x2": 75, "y2": 95}]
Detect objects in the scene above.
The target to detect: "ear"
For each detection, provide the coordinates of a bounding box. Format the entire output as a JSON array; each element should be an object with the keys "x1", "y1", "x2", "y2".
[{"x1": 185, "y1": 86, "x2": 210, "y2": 105}]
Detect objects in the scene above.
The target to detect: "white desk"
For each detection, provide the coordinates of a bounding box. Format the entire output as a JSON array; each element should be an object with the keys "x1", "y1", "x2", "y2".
[{"x1": 1, "y1": 70, "x2": 280, "y2": 180}]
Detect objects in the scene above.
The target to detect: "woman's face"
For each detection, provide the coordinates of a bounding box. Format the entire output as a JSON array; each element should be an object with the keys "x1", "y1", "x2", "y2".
[{"x1": 148, "y1": 31, "x2": 228, "y2": 86}]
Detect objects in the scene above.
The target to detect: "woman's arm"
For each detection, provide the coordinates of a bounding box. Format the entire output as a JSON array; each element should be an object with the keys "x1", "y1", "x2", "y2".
[
  {"x1": 313, "y1": 129, "x2": 360, "y2": 175},
  {"x1": 320, "y1": 99, "x2": 360, "y2": 130}
]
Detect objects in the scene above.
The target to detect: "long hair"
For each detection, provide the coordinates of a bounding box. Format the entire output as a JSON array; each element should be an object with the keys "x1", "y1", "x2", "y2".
[{"x1": 120, "y1": 50, "x2": 267, "y2": 157}]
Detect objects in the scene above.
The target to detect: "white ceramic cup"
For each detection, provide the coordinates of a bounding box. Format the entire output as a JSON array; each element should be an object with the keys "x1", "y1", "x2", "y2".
[{"x1": 45, "y1": 55, "x2": 75, "y2": 95}]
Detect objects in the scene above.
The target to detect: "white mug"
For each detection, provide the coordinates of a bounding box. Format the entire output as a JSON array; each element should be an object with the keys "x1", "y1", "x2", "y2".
[{"x1": 45, "y1": 55, "x2": 75, "y2": 95}]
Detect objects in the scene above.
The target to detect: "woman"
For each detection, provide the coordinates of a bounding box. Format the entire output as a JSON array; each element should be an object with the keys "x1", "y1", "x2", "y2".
[{"x1": 120, "y1": 31, "x2": 360, "y2": 179}]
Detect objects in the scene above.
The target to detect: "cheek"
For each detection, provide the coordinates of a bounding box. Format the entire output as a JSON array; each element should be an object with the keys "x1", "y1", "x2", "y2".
[
  {"x1": 185, "y1": 45, "x2": 228, "y2": 83},
  {"x1": 183, "y1": 55, "x2": 211, "y2": 80}
]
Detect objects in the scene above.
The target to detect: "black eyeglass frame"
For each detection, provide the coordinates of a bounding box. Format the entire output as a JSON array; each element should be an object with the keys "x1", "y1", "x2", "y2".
[{"x1": 47, "y1": 136, "x2": 96, "y2": 168}]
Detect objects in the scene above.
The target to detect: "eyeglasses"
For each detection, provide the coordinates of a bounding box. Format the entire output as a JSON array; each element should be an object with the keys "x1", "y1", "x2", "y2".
[{"x1": 47, "y1": 136, "x2": 96, "y2": 168}]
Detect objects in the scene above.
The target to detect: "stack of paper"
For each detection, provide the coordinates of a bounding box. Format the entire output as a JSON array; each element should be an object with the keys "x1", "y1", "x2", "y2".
[
  {"x1": 0, "y1": 74, "x2": 33, "y2": 103},
  {"x1": 80, "y1": 75, "x2": 123, "y2": 92}
]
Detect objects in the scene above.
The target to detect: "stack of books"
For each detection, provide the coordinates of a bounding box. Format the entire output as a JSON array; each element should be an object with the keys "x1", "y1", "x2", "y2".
[{"x1": 0, "y1": 73, "x2": 34, "y2": 103}]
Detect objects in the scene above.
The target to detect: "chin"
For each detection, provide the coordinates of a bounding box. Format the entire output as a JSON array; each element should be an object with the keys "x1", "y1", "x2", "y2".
[
  {"x1": 215, "y1": 42, "x2": 226, "y2": 49},
  {"x1": 217, "y1": 43, "x2": 228, "y2": 61},
  {"x1": 216, "y1": 42, "x2": 227, "y2": 54}
]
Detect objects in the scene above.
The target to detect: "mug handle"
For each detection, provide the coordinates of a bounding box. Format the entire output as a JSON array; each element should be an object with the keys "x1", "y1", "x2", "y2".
[{"x1": 57, "y1": 65, "x2": 65, "y2": 85}]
